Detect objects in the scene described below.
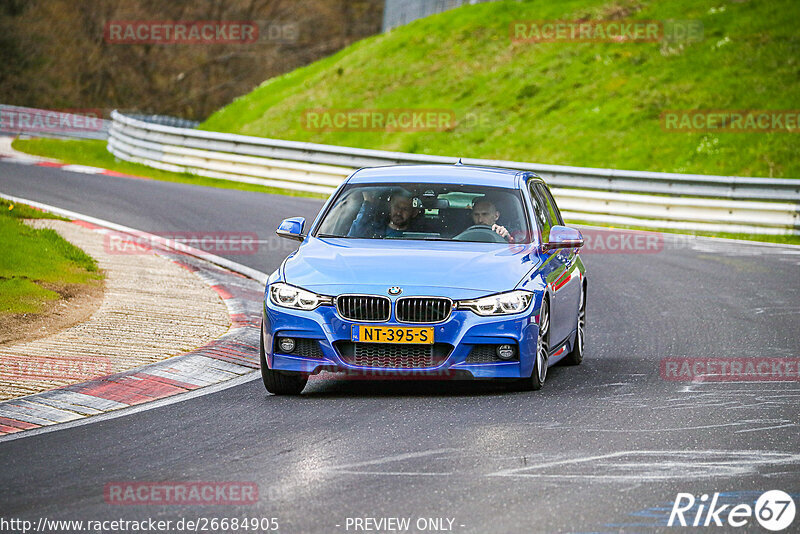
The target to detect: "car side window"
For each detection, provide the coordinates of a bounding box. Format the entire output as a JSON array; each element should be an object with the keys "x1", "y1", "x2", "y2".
[
  {"x1": 537, "y1": 184, "x2": 564, "y2": 226},
  {"x1": 528, "y1": 182, "x2": 551, "y2": 242}
]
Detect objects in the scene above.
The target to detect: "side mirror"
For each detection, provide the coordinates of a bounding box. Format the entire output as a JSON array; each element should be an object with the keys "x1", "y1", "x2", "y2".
[
  {"x1": 276, "y1": 217, "x2": 306, "y2": 242},
  {"x1": 543, "y1": 225, "x2": 584, "y2": 252}
]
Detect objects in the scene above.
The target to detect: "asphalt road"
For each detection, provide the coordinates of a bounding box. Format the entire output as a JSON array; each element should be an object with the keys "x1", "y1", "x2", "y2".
[
  {"x1": 0, "y1": 161, "x2": 322, "y2": 274},
  {"x1": 1, "y1": 162, "x2": 799, "y2": 533}
]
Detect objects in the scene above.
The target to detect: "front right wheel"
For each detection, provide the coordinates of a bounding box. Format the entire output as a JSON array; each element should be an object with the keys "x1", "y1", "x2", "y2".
[{"x1": 260, "y1": 324, "x2": 308, "y2": 395}]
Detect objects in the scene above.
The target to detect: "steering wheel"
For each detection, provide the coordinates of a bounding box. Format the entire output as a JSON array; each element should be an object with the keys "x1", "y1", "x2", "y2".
[{"x1": 453, "y1": 224, "x2": 508, "y2": 243}]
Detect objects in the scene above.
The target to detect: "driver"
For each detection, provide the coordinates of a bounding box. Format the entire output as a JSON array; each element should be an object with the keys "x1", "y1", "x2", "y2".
[
  {"x1": 470, "y1": 198, "x2": 511, "y2": 241},
  {"x1": 348, "y1": 189, "x2": 421, "y2": 238}
]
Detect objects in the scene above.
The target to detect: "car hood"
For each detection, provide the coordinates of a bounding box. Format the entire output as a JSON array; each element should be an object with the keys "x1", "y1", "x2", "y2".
[{"x1": 281, "y1": 237, "x2": 540, "y2": 299}]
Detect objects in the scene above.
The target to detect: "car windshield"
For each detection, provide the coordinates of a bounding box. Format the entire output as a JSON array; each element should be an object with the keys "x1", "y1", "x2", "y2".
[{"x1": 314, "y1": 183, "x2": 531, "y2": 243}]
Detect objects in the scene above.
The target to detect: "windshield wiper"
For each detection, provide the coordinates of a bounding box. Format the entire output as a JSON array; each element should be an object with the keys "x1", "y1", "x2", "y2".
[{"x1": 316, "y1": 233, "x2": 348, "y2": 239}]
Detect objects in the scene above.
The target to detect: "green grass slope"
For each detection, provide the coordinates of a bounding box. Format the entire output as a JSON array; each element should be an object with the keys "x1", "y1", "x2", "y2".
[{"x1": 201, "y1": 0, "x2": 799, "y2": 178}]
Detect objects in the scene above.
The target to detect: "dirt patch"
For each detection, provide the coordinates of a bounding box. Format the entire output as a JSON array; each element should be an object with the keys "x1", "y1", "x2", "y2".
[
  {"x1": 600, "y1": 2, "x2": 643, "y2": 20},
  {"x1": 0, "y1": 279, "x2": 105, "y2": 346}
]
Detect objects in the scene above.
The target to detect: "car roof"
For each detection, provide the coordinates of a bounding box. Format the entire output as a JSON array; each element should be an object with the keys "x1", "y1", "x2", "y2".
[{"x1": 347, "y1": 164, "x2": 541, "y2": 189}]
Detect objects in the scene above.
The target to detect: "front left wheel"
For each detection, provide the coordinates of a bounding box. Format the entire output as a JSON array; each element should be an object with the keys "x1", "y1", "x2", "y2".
[
  {"x1": 513, "y1": 298, "x2": 549, "y2": 391},
  {"x1": 562, "y1": 283, "x2": 586, "y2": 366},
  {"x1": 260, "y1": 325, "x2": 308, "y2": 395}
]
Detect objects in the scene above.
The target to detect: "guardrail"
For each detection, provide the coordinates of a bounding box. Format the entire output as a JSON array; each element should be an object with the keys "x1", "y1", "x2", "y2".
[
  {"x1": 122, "y1": 113, "x2": 200, "y2": 130},
  {"x1": 382, "y1": 0, "x2": 497, "y2": 32},
  {"x1": 108, "y1": 110, "x2": 800, "y2": 235}
]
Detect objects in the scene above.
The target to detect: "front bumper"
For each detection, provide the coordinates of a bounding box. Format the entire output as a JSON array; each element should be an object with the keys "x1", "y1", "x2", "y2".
[{"x1": 262, "y1": 296, "x2": 541, "y2": 379}]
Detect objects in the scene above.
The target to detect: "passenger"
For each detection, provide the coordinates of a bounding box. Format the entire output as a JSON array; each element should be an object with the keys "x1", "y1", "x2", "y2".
[{"x1": 348, "y1": 189, "x2": 421, "y2": 238}]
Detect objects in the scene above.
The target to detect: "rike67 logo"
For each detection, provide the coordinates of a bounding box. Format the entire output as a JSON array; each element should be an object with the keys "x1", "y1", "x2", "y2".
[{"x1": 669, "y1": 490, "x2": 796, "y2": 531}]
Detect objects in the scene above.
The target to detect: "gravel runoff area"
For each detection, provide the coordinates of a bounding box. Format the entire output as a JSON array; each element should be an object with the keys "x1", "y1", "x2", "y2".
[{"x1": 0, "y1": 219, "x2": 231, "y2": 400}]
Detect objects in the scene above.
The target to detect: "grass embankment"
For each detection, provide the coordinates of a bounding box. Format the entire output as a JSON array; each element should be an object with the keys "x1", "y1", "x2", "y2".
[
  {"x1": 202, "y1": 0, "x2": 799, "y2": 179},
  {"x1": 10, "y1": 138, "x2": 328, "y2": 199},
  {"x1": 0, "y1": 199, "x2": 102, "y2": 317}
]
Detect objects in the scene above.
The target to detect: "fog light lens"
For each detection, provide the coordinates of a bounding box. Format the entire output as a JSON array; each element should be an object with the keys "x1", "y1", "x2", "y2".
[
  {"x1": 496, "y1": 344, "x2": 516, "y2": 360},
  {"x1": 278, "y1": 337, "x2": 296, "y2": 353}
]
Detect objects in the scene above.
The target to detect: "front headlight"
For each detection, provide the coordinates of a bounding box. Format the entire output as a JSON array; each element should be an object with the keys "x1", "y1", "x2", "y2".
[
  {"x1": 269, "y1": 282, "x2": 332, "y2": 310},
  {"x1": 457, "y1": 290, "x2": 533, "y2": 316}
]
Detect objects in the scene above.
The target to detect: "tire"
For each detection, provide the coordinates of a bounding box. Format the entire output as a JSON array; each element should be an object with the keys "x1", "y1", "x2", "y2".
[
  {"x1": 562, "y1": 283, "x2": 586, "y2": 366},
  {"x1": 260, "y1": 325, "x2": 308, "y2": 395},
  {"x1": 513, "y1": 297, "x2": 549, "y2": 391}
]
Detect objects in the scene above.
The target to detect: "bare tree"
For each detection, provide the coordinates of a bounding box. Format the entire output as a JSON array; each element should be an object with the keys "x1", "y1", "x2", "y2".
[{"x1": 0, "y1": 0, "x2": 384, "y2": 119}]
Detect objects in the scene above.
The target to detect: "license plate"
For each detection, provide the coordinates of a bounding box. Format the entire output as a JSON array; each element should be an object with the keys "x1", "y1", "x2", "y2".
[{"x1": 352, "y1": 325, "x2": 434, "y2": 344}]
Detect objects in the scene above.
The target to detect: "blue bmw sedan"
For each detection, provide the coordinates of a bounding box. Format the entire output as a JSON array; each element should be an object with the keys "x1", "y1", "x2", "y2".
[{"x1": 261, "y1": 164, "x2": 586, "y2": 394}]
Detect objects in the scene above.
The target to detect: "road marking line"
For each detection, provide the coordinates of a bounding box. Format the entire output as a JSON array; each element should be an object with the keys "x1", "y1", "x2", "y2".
[
  {"x1": 330, "y1": 470, "x2": 453, "y2": 476},
  {"x1": 328, "y1": 448, "x2": 460, "y2": 471},
  {"x1": 486, "y1": 450, "x2": 800, "y2": 480}
]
